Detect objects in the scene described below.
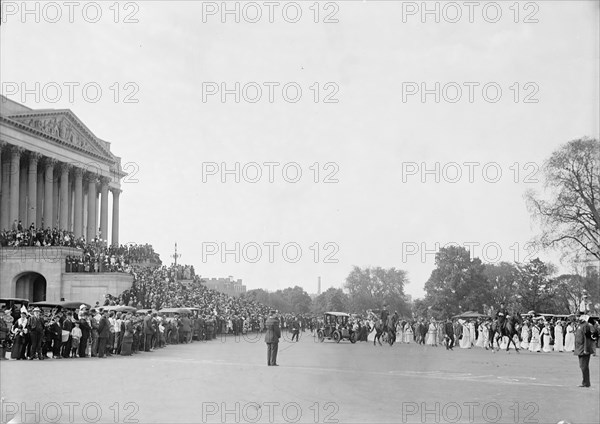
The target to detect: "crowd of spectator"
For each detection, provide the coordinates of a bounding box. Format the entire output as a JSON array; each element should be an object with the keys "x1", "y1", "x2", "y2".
[
  {"x1": 0, "y1": 303, "x2": 221, "y2": 360},
  {"x1": 0, "y1": 221, "x2": 160, "y2": 274},
  {"x1": 0, "y1": 221, "x2": 85, "y2": 248},
  {"x1": 0, "y1": 255, "x2": 279, "y2": 360},
  {"x1": 65, "y1": 243, "x2": 161, "y2": 273},
  {"x1": 113, "y1": 264, "x2": 272, "y2": 335}
]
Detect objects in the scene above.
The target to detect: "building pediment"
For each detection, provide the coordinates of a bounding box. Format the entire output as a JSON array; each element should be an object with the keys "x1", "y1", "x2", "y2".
[{"x1": 5, "y1": 110, "x2": 116, "y2": 164}]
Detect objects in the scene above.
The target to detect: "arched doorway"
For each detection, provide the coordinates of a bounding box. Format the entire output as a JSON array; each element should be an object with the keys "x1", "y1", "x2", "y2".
[{"x1": 14, "y1": 272, "x2": 47, "y2": 302}]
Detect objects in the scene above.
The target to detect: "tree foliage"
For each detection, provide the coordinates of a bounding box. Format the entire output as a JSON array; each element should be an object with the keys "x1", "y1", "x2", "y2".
[
  {"x1": 514, "y1": 258, "x2": 557, "y2": 313},
  {"x1": 344, "y1": 266, "x2": 410, "y2": 316},
  {"x1": 526, "y1": 137, "x2": 600, "y2": 260},
  {"x1": 422, "y1": 246, "x2": 489, "y2": 318},
  {"x1": 311, "y1": 287, "x2": 350, "y2": 314},
  {"x1": 552, "y1": 270, "x2": 599, "y2": 314},
  {"x1": 241, "y1": 286, "x2": 312, "y2": 314},
  {"x1": 483, "y1": 262, "x2": 520, "y2": 313}
]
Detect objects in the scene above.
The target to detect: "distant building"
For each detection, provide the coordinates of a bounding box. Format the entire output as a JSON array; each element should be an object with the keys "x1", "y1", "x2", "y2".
[{"x1": 201, "y1": 276, "x2": 246, "y2": 297}]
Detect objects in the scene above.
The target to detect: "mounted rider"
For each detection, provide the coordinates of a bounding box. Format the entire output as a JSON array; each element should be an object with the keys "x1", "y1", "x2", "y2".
[
  {"x1": 496, "y1": 302, "x2": 509, "y2": 331},
  {"x1": 380, "y1": 305, "x2": 390, "y2": 333}
]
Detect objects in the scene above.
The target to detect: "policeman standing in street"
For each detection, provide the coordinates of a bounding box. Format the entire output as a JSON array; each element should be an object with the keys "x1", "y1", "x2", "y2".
[{"x1": 265, "y1": 310, "x2": 281, "y2": 366}]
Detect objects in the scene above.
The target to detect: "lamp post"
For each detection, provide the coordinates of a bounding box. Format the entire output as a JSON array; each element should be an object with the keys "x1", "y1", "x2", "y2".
[{"x1": 171, "y1": 242, "x2": 181, "y2": 283}]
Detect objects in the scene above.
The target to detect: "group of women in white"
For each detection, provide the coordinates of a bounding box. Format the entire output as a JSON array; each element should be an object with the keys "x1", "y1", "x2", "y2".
[
  {"x1": 394, "y1": 318, "x2": 578, "y2": 352},
  {"x1": 520, "y1": 319, "x2": 576, "y2": 352}
]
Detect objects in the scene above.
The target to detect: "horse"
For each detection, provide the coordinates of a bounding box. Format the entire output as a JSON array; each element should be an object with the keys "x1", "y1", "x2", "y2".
[
  {"x1": 488, "y1": 314, "x2": 522, "y2": 353},
  {"x1": 384, "y1": 316, "x2": 398, "y2": 346}
]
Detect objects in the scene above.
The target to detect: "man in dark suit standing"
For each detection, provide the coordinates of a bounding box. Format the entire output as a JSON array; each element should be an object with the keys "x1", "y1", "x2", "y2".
[
  {"x1": 97, "y1": 310, "x2": 110, "y2": 358},
  {"x1": 264, "y1": 310, "x2": 281, "y2": 366},
  {"x1": 181, "y1": 314, "x2": 192, "y2": 343},
  {"x1": 28, "y1": 308, "x2": 45, "y2": 360},
  {"x1": 291, "y1": 317, "x2": 300, "y2": 342},
  {"x1": 574, "y1": 314, "x2": 598, "y2": 388},
  {"x1": 143, "y1": 311, "x2": 155, "y2": 352},
  {"x1": 61, "y1": 312, "x2": 74, "y2": 358},
  {"x1": 78, "y1": 312, "x2": 91, "y2": 358},
  {"x1": 444, "y1": 318, "x2": 455, "y2": 350}
]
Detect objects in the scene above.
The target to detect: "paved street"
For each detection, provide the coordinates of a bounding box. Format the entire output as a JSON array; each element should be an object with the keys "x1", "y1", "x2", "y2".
[{"x1": 2, "y1": 332, "x2": 599, "y2": 424}]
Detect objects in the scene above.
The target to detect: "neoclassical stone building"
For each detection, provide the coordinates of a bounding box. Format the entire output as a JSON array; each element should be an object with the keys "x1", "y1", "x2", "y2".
[{"x1": 0, "y1": 95, "x2": 132, "y2": 304}]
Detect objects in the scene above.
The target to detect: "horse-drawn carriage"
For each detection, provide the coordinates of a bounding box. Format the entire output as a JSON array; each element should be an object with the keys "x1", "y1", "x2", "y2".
[{"x1": 317, "y1": 312, "x2": 356, "y2": 343}]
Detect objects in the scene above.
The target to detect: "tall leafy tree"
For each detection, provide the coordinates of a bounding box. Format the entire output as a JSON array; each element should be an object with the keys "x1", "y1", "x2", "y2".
[
  {"x1": 423, "y1": 246, "x2": 490, "y2": 318},
  {"x1": 311, "y1": 287, "x2": 350, "y2": 314},
  {"x1": 344, "y1": 266, "x2": 410, "y2": 315},
  {"x1": 526, "y1": 137, "x2": 600, "y2": 260},
  {"x1": 241, "y1": 289, "x2": 270, "y2": 306},
  {"x1": 514, "y1": 258, "x2": 556, "y2": 313},
  {"x1": 242, "y1": 286, "x2": 312, "y2": 314},
  {"x1": 483, "y1": 262, "x2": 520, "y2": 313},
  {"x1": 281, "y1": 286, "x2": 312, "y2": 313}
]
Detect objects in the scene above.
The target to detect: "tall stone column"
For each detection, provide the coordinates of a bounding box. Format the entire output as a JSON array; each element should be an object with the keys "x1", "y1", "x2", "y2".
[
  {"x1": 0, "y1": 144, "x2": 9, "y2": 230},
  {"x1": 53, "y1": 176, "x2": 59, "y2": 228},
  {"x1": 43, "y1": 158, "x2": 56, "y2": 229},
  {"x1": 18, "y1": 163, "x2": 27, "y2": 224},
  {"x1": 73, "y1": 168, "x2": 84, "y2": 238},
  {"x1": 36, "y1": 166, "x2": 44, "y2": 227},
  {"x1": 27, "y1": 153, "x2": 40, "y2": 228},
  {"x1": 59, "y1": 163, "x2": 70, "y2": 230},
  {"x1": 111, "y1": 188, "x2": 121, "y2": 247},
  {"x1": 86, "y1": 174, "x2": 97, "y2": 241},
  {"x1": 9, "y1": 147, "x2": 23, "y2": 227},
  {"x1": 68, "y1": 175, "x2": 74, "y2": 231},
  {"x1": 96, "y1": 191, "x2": 101, "y2": 237},
  {"x1": 99, "y1": 178, "x2": 109, "y2": 244}
]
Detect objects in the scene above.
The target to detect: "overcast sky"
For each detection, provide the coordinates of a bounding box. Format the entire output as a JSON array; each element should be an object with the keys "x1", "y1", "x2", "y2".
[{"x1": 1, "y1": 1, "x2": 598, "y2": 298}]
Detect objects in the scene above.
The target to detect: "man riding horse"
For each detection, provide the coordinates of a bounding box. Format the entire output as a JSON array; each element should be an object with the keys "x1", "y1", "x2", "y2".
[
  {"x1": 489, "y1": 302, "x2": 522, "y2": 352},
  {"x1": 380, "y1": 305, "x2": 389, "y2": 333},
  {"x1": 496, "y1": 302, "x2": 508, "y2": 330}
]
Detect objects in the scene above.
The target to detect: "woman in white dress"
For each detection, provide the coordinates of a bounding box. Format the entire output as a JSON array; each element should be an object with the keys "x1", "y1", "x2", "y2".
[
  {"x1": 425, "y1": 319, "x2": 437, "y2": 346},
  {"x1": 528, "y1": 321, "x2": 541, "y2": 352},
  {"x1": 564, "y1": 321, "x2": 575, "y2": 352},
  {"x1": 437, "y1": 322, "x2": 445, "y2": 345},
  {"x1": 425, "y1": 318, "x2": 437, "y2": 346},
  {"x1": 468, "y1": 321, "x2": 476, "y2": 347},
  {"x1": 396, "y1": 322, "x2": 404, "y2": 344},
  {"x1": 554, "y1": 321, "x2": 564, "y2": 352},
  {"x1": 520, "y1": 321, "x2": 530, "y2": 350},
  {"x1": 541, "y1": 322, "x2": 552, "y2": 352},
  {"x1": 483, "y1": 320, "x2": 491, "y2": 349},
  {"x1": 475, "y1": 321, "x2": 485, "y2": 348},
  {"x1": 459, "y1": 320, "x2": 470, "y2": 348},
  {"x1": 403, "y1": 322, "x2": 413, "y2": 343}
]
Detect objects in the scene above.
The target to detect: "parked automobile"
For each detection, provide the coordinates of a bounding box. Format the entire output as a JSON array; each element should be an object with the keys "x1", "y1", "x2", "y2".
[{"x1": 317, "y1": 312, "x2": 356, "y2": 343}]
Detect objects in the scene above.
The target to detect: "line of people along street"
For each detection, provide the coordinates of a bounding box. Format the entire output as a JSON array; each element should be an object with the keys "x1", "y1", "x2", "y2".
[{"x1": 0, "y1": 303, "x2": 251, "y2": 360}]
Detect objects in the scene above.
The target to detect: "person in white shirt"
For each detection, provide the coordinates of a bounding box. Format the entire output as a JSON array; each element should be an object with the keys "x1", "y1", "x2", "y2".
[
  {"x1": 541, "y1": 322, "x2": 552, "y2": 352},
  {"x1": 108, "y1": 312, "x2": 116, "y2": 355},
  {"x1": 114, "y1": 312, "x2": 123, "y2": 355},
  {"x1": 564, "y1": 320, "x2": 576, "y2": 352},
  {"x1": 554, "y1": 320, "x2": 564, "y2": 352}
]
